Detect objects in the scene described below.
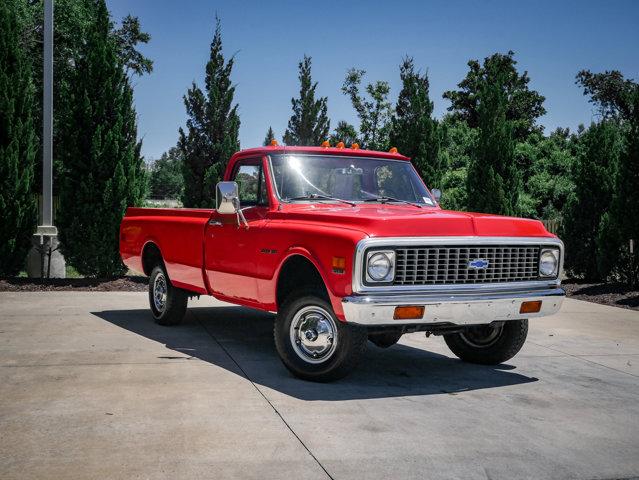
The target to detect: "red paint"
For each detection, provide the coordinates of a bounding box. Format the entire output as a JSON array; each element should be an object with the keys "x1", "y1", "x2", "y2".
[{"x1": 120, "y1": 146, "x2": 556, "y2": 318}]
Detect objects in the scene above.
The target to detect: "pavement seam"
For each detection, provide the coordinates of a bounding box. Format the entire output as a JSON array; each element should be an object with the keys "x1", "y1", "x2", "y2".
[
  {"x1": 529, "y1": 341, "x2": 639, "y2": 378},
  {"x1": 191, "y1": 310, "x2": 334, "y2": 480}
]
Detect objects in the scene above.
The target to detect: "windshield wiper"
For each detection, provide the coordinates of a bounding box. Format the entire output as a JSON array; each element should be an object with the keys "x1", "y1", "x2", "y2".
[
  {"x1": 362, "y1": 196, "x2": 423, "y2": 208},
  {"x1": 285, "y1": 193, "x2": 356, "y2": 207}
]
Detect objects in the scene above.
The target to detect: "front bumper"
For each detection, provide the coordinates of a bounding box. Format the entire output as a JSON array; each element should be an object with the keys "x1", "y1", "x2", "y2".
[{"x1": 341, "y1": 288, "x2": 565, "y2": 326}]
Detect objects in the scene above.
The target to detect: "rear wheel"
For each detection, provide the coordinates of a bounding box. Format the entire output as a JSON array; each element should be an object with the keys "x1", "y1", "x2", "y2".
[
  {"x1": 274, "y1": 290, "x2": 367, "y2": 382},
  {"x1": 149, "y1": 265, "x2": 188, "y2": 326},
  {"x1": 444, "y1": 320, "x2": 528, "y2": 365}
]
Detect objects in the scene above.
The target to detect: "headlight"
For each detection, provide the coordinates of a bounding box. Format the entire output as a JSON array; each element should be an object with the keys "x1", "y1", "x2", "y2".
[
  {"x1": 539, "y1": 248, "x2": 559, "y2": 277},
  {"x1": 366, "y1": 250, "x2": 395, "y2": 282}
]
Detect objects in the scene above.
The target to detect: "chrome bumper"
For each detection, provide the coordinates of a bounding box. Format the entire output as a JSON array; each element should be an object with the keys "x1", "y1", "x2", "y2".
[{"x1": 341, "y1": 288, "x2": 565, "y2": 326}]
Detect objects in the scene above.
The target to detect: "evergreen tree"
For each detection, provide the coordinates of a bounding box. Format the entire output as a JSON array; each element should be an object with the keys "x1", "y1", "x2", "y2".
[
  {"x1": 466, "y1": 69, "x2": 519, "y2": 216},
  {"x1": 342, "y1": 69, "x2": 391, "y2": 150},
  {"x1": 57, "y1": 0, "x2": 146, "y2": 277},
  {"x1": 20, "y1": 1, "x2": 152, "y2": 195},
  {"x1": 597, "y1": 88, "x2": 639, "y2": 286},
  {"x1": 178, "y1": 17, "x2": 239, "y2": 208},
  {"x1": 263, "y1": 126, "x2": 275, "y2": 146},
  {"x1": 438, "y1": 116, "x2": 477, "y2": 211},
  {"x1": 0, "y1": 0, "x2": 37, "y2": 276},
  {"x1": 515, "y1": 128, "x2": 577, "y2": 220},
  {"x1": 329, "y1": 121, "x2": 359, "y2": 146},
  {"x1": 390, "y1": 57, "x2": 441, "y2": 186},
  {"x1": 149, "y1": 147, "x2": 184, "y2": 199},
  {"x1": 561, "y1": 120, "x2": 623, "y2": 280},
  {"x1": 283, "y1": 55, "x2": 330, "y2": 146},
  {"x1": 444, "y1": 51, "x2": 545, "y2": 141}
]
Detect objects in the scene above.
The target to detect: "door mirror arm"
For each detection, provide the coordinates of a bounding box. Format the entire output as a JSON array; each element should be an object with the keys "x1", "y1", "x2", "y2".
[{"x1": 233, "y1": 198, "x2": 249, "y2": 229}]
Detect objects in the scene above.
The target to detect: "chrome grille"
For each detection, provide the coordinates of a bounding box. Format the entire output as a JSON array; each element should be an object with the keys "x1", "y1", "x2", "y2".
[{"x1": 393, "y1": 245, "x2": 541, "y2": 285}]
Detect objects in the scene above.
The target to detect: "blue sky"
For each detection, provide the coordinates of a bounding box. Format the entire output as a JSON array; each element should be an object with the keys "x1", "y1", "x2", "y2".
[{"x1": 107, "y1": 0, "x2": 639, "y2": 160}]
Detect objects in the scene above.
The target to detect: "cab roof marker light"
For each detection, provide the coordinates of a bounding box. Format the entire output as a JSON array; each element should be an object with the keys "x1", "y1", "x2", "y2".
[
  {"x1": 336, "y1": 141, "x2": 345, "y2": 149},
  {"x1": 321, "y1": 140, "x2": 330, "y2": 148},
  {"x1": 270, "y1": 139, "x2": 278, "y2": 146},
  {"x1": 389, "y1": 147, "x2": 398, "y2": 154}
]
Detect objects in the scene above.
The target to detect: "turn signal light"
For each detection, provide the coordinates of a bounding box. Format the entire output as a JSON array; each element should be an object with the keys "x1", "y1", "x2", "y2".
[
  {"x1": 520, "y1": 301, "x2": 542, "y2": 314},
  {"x1": 321, "y1": 140, "x2": 330, "y2": 148},
  {"x1": 393, "y1": 305, "x2": 425, "y2": 320}
]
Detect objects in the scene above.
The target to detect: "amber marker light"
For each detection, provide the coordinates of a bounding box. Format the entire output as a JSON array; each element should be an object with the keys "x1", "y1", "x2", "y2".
[
  {"x1": 389, "y1": 147, "x2": 398, "y2": 154},
  {"x1": 321, "y1": 140, "x2": 330, "y2": 148},
  {"x1": 393, "y1": 306, "x2": 425, "y2": 320},
  {"x1": 332, "y1": 256, "x2": 346, "y2": 274},
  {"x1": 336, "y1": 141, "x2": 345, "y2": 149},
  {"x1": 351, "y1": 143, "x2": 360, "y2": 150},
  {"x1": 520, "y1": 301, "x2": 542, "y2": 314},
  {"x1": 270, "y1": 139, "x2": 278, "y2": 146}
]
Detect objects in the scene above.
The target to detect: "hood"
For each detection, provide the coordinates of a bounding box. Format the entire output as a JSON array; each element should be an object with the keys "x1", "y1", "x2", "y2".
[{"x1": 271, "y1": 204, "x2": 551, "y2": 238}]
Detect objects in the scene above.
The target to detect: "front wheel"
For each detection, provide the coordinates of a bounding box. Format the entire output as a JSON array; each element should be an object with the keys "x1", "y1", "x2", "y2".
[
  {"x1": 149, "y1": 265, "x2": 188, "y2": 326},
  {"x1": 444, "y1": 320, "x2": 528, "y2": 365},
  {"x1": 274, "y1": 291, "x2": 367, "y2": 382}
]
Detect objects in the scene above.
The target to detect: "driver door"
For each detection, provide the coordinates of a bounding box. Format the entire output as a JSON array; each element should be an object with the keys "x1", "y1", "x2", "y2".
[{"x1": 204, "y1": 158, "x2": 269, "y2": 303}]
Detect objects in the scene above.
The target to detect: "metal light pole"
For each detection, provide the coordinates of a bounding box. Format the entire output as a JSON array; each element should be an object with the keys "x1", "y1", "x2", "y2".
[{"x1": 29, "y1": 0, "x2": 65, "y2": 278}]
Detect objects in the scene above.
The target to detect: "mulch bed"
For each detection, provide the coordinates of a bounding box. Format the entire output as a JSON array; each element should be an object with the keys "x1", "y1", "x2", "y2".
[
  {"x1": 563, "y1": 280, "x2": 639, "y2": 311},
  {"x1": 0, "y1": 276, "x2": 148, "y2": 292}
]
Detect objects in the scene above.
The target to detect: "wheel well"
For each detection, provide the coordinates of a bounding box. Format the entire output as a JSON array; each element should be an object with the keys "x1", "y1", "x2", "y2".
[
  {"x1": 141, "y1": 242, "x2": 163, "y2": 276},
  {"x1": 276, "y1": 255, "x2": 328, "y2": 308}
]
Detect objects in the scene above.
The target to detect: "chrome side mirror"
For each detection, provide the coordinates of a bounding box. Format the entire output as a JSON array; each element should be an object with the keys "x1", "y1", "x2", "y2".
[
  {"x1": 431, "y1": 188, "x2": 442, "y2": 203},
  {"x1": 216, "y1": 181, "x2": 240, "y2": 214}
]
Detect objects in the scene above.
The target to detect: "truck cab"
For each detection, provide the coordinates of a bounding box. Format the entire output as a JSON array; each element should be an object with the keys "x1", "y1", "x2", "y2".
[{"x1": 120, "y1": 145, "x2": 564, "y2": 381}]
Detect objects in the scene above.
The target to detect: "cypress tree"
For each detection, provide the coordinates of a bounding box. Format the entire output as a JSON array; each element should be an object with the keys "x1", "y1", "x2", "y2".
[
  {"x1": 0, "y1": 0, "x2": 38, "y2": 276},
  {"x1": 179, "y1": 17, "x2": 239, "y2": 208},
  {"x1": 561, "y1": 120, "x2": 622, "y2": 280},
  {"x1": 466, "y1": 70, "x2": 518, "y2": 216},
  {"x1": 283, "y1": 55, "x2": 330, "y2": 146},
  {"x1": 263, "y1": 126, "x2": 275, "y2": 146},
  {"x1": 57, "y1": 0, "x2": 146, "y2": 277},
  {"x1": 390, "y1": 57, "x2": 441, "y2": 187}
]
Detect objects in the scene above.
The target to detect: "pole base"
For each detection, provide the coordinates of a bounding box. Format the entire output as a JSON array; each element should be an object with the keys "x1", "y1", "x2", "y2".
[{"x1": 27, "y1": 227, "x2": 66, "y2": 278}]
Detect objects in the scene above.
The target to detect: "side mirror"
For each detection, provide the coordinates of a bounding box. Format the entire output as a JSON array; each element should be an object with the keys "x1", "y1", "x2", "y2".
[
  {"x1": 216, "y1": 181, "x2": 240, "y2": 214},
  {"x1": 431, "y1": 188, "x2": 442, "y2": 203}
]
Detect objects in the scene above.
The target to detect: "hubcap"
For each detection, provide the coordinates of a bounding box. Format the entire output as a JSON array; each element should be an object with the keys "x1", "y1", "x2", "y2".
[
  {"x1": 460, "y1": 324, "x2": 503, "y2": 348},
  {"x1": 153, "y1": 273, "x2": 167, "y2": 313},
  {"x1": 290, "y1": 306, "x2": 338, "y2": 364}
]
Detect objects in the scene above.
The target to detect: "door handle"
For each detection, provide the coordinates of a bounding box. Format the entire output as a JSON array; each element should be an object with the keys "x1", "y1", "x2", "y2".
[{"x1": 208, "y1": 219, "x2": 222, "y2": 226}]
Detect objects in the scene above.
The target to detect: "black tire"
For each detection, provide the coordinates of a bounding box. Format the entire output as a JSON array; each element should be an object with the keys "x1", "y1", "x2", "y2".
[
  {"x1": 444, "y1": 320, "x2": 528, "y2": 365},
  {"x1": 149, "y1": 265, "x2": 188, "y2": 326},
  {"x1": 274, "y1": 290, "x2": 368, "y2": 382},
  {"x1": 368, "y1": 331, "x2": 403, "y2": 348}
]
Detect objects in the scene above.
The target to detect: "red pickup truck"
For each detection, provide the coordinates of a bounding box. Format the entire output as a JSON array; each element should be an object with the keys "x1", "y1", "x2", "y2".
[{"x1": 120, "y1": 145, "x2": 564, "y2": 381}]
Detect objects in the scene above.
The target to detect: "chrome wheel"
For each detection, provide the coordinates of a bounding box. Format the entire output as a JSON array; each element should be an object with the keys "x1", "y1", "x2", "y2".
[
  {"x1": 460, "y1": 324, "x2": 503, "y2": 348},
  {"x1": 153, "y1": 272, "x2": 167, "y2": 313},
  {"x1": 289, "y1": 306, "x2": 338, "y2": 364}
]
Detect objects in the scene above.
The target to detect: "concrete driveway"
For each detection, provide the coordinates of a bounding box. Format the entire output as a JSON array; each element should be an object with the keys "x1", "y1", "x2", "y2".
[{"x1": 1, "y1": 292, "x2": 638, "y2": 480}]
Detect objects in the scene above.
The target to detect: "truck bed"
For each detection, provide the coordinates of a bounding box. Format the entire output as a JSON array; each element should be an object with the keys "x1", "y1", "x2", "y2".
[{"x1": 120, "y1": 207, "x2": 212, "y2": 294}]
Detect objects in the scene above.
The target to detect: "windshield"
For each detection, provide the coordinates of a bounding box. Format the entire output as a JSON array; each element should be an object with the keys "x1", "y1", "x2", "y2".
[{"x1": 269, "y1": 154, "x2": 435, "y2": 206}]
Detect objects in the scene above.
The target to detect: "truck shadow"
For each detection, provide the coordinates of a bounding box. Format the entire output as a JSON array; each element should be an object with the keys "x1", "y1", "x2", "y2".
[{"x1": 92, "y1": 305, "x2": 538, "y2": 401}]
